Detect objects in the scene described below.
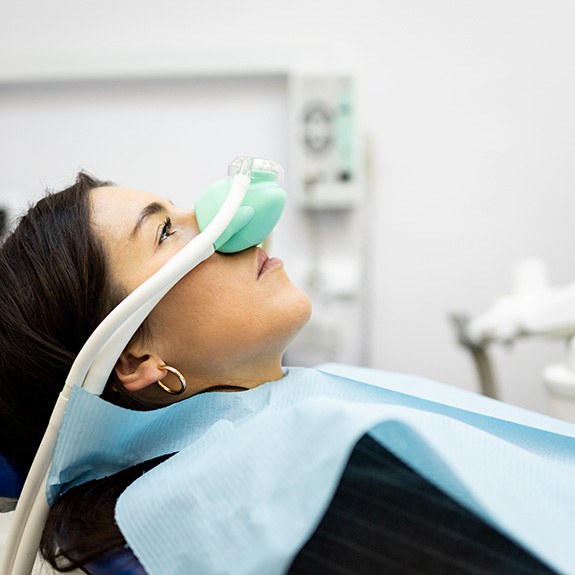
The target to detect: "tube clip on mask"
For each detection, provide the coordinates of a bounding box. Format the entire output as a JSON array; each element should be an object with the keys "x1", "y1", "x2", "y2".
[{"x1": 195, "y1": 157, "x2": 286, "y2": 253}]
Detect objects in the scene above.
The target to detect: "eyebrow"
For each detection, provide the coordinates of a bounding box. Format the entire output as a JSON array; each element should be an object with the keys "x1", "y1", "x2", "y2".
[{"x1": 130, "y1": 202, "x2": 167, "y2": 239}]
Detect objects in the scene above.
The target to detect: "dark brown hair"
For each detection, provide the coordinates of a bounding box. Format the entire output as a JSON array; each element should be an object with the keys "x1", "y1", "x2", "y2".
[
  {"x1": 0, "y1": 172, "x2": 138, "y2": 570},
  {"x1": 0, "y1": 172, "x2": 125, "y2": 471}
]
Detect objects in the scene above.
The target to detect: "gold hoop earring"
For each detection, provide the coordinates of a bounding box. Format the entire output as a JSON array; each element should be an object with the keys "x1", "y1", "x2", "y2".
[{"x1": 156, "y1": 365, "x2": 187, "y2": 395}]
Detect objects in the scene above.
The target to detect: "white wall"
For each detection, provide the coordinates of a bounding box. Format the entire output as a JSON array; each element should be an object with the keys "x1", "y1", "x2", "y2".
[{"x1": 1, "y1": 0, "x2": 575, "y2": 413}]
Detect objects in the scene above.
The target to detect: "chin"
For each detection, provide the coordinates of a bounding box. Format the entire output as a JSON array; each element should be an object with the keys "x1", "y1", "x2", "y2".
[{"x1": 282, "y1": 288, "x2": 313, "y2": 343}]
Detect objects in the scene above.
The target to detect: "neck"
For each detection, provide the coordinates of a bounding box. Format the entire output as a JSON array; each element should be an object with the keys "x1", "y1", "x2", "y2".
[{"x1": 195, "y1": 357, "x2": 286, "y2": 393}]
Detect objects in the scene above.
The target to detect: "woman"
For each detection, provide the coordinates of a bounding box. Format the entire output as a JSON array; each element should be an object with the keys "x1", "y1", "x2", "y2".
[{"x1": 0, "y1": 173, "x2": 567, "y2": 574}]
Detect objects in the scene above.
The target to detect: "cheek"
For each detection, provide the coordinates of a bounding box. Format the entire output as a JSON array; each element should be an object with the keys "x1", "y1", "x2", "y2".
[
  {"x1": 146, "y1": 263, "x2": 243, "y2": 347},
  {"x1": 144, "y1": 251, "x2": 311, "y2": 367},
  {"x1": 109, "y1": 234, "x2": 195, "y2": 294}
]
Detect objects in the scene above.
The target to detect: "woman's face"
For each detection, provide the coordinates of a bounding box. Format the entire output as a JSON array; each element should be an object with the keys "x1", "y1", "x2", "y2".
[{"x1": 89, "y1": 185, "x2": 311, "y2": 399}]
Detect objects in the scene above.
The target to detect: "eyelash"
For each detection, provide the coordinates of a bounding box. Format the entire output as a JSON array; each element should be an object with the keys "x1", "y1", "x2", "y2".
[{"x1": 159, "y1": 217, "x2": 175, "y2": 244}]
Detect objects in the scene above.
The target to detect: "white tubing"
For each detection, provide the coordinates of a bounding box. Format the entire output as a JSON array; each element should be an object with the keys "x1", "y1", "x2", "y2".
[{"x1": 1, "y1": 171, "x2": 252, "y2": 575}]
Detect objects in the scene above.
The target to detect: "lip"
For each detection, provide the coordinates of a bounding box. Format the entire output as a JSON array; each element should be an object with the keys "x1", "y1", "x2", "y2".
[{"x1": 256, "y1": 247, "x2": 283, "y2": 279}]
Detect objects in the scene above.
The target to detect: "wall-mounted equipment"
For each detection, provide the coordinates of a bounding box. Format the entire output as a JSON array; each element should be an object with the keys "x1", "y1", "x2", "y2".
[{"x1": 289, "y1": 73, "x2": 360, "y2": 209}]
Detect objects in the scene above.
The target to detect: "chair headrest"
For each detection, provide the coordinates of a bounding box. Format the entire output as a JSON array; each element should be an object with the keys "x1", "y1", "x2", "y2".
[{"x1": 0, "y1": 452, "x2": 24, "y2": 512}]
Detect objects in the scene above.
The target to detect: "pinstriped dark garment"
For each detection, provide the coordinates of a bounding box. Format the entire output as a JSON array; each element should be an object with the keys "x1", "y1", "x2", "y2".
[{"x1": 288, "y1": 434, "x2": 557, "y2": 575}]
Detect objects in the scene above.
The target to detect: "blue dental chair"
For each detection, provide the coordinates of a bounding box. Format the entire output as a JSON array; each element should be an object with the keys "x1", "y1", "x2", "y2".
[{"x1": 0, "y1": 454, "x2": 22, "y2": 513}]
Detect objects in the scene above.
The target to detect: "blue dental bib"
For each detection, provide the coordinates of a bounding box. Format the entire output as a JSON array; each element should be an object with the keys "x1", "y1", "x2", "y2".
[{"x1": 48, "y1": 365, "x2": 575, "y2": 575}]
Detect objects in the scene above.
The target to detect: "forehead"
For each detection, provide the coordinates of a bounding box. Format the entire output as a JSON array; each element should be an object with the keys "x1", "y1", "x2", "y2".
[{"x1": 90, "y1": 185, "x2": 165, "y2": 230}]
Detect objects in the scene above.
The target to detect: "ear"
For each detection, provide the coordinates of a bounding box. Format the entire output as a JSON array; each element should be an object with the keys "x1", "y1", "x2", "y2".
[{"x1": 114, "y1": 349, "x2": 166, "y2": 392}]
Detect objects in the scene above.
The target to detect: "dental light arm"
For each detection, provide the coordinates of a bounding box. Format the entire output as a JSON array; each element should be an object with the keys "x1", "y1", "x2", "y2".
[
  {"x1": 466, "y1": 282, "x2": 575, "y2": 345},
  {"x1": 1, "y1": 156, "x2": 286, "y2": 575},
  {"x1": 455, "y1": 258, "x2": 575, "y2": 400}
]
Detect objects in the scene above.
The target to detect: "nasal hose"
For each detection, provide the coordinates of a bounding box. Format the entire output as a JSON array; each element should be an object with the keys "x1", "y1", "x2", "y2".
[{"x1": 1, "y1": 156, "x2": 286, "y2": 575}]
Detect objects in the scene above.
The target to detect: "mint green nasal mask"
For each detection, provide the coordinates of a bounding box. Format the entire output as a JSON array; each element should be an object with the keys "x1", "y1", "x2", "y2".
[{"x1": 195, "y1": 158, "x2": 286, "y2": 253}]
